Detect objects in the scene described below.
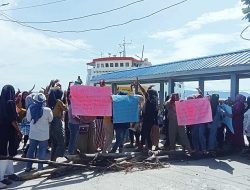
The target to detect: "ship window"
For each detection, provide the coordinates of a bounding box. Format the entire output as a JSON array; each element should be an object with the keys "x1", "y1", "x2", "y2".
[
  {"x1": 120, "y1": 62, "x2": 124, "y2": 67},
  {"x1": 110, "y1": 63, "x2": 114, "y2": 67},
  {"x1": 115, "y1": 63, "x2": 118, "y2": 67},
  {"x1": 125, "y1": 62, "x2": 129, "y2": 67},
  {"x1": 97, "y1": 64, "x2": 100, "y2": 68},
  {"x1": 101, "y1": 64, "x2": 104, "y2": 68},
  {"x1": 105, "y1": 63, "x2": 109, "y2": 67}
]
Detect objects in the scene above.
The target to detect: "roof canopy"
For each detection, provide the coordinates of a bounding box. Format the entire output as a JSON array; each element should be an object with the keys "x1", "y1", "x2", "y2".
[{"x1": 91, "y1": 49, "x2": 250, "y2": 84}]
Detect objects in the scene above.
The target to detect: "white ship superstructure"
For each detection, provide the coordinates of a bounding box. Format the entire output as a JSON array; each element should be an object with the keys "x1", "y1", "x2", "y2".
[{"x1": 86, "y1": 56, "x2": 151, "y2": 85}]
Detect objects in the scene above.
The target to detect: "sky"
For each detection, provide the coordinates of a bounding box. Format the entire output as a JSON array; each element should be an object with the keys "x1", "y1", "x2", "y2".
[{"x1": 0, "y1": 0, "x2": 249, "y2": 92}]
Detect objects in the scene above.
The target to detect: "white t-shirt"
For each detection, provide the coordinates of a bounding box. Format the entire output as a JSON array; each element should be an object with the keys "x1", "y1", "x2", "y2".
[{"x1": 27, "y1": 107, "x2": 53, "y2": 141}]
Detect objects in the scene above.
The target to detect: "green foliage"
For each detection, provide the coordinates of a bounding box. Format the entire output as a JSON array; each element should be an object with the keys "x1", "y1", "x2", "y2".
[
  {"x1": 242, "y1": 0, "x2": 250, "y2": 22},
  {"x1": 242, "y1": 0, "x2": 250, "y2": 5}
]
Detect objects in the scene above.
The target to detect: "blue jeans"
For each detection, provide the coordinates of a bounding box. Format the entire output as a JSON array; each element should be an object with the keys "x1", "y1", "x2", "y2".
[
  {"x1": 191, "y1": 126, "x2": 199, "y2": 151},
  {"x1": 68, "y1": 123, "x2": 80, "y2": 155},
  {"x1": 199, "y1": 124, "x2": 207, "y2": 151},
  {"x1": 26, "y1": 139, "x2": 48, "y2": 170},
  {"x1": 112, "y1": 127, "x2": 127, "y2": 152},
  {"x1": 192, "y1": 124, "x2": 207, "y2": 151},
  {"x1": 208, "y1": 122, "x2": 218, "y2": 151}
]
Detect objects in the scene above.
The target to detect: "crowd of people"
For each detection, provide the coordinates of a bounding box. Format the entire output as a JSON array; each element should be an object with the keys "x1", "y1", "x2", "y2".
[{"x1": 0, "y1": 78, "x2": 250, "y2": 189}]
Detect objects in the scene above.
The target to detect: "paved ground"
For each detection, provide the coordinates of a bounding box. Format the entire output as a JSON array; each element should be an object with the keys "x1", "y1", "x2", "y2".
[{"x1": 5, "y1": 155, "x2": 250, "y2": 190}]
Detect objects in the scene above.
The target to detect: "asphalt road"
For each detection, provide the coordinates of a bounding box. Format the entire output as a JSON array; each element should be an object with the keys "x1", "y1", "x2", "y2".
[{"x1": 6, "y1": 155, "x2": 250, "y2": 190}]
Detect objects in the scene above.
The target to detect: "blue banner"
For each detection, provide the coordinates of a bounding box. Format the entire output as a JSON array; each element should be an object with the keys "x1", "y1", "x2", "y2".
[
  {"x1": 221, "y1": 104, "x2": 234, "y2": 134},
  {"x1": 112, "y1": 95, "x2": 139, "y2": 124}
]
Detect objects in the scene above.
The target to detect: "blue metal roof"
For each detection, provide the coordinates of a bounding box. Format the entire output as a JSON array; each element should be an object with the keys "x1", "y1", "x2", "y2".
[{"x1": 91, "y1": 49, "x2": 250, "y2": 83}]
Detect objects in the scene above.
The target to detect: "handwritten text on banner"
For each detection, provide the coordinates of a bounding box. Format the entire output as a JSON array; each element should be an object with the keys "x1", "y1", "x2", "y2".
[
  {"x1": 70, "y1": 85, "x2": 112, "y2": 116},
  {"x1": 175, "y1": 98, "x2": 212, "y2": 126}
]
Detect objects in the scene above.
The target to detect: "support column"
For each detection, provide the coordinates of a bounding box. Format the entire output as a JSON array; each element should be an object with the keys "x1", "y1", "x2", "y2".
[
  {"x1": 198, "y1": 79, "x2": 205, "y2": 96},
  {"x1": 112, "y1": 83, "x2": 117, "y2": 94},
  {"x1": 167, "y1": 79, "x2": 175, "y2": 95},
  {"x1": 230, "y1": 74, "x2": 239, "y2": 101},
  {"x1": 159, "y1": 81, "x2": 165, "y2": 107}
]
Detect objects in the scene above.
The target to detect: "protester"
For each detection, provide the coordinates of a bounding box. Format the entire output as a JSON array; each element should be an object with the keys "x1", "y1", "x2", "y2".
[
  {"x1": 66, "y1": 85, "x2": 78, "y2": 155},
  {"x1": 95, "y1": 117, "x2": 105, "y2": 151},
  {"x1": 166, "y1": 93, "x2": 192, "y2": 153},
  {"x1": 76, "y1": 116, "x2": 96, "y2": 154},
  {"x1": 141, "y1": 89, "x2": 158, "y2": 150},
  {"x1": 48, "y1": 88, "x2": 68, "y2": 161},
  {"x1": 191, "y1": 94, "x2": 207, "y2": 154},
  {"x1": 229, "y1": 94, "x2": 246, "y2": 151},
  {"x1": 110, "y1": 91, "x2": 130, "y2": 153},
  {"x1": 25, "y1": 93, "x2": 53, "y2": 172},
  {"x1": 95, "y1": 80, "x2": 107, "y2": 151},
  {"x1": 67, "y1": 104, "x2": 80, "y2": 155},
  {"x1": 186, "y1": 96, "x2": 194, "y2": 149},
  {"x1": 102, "y1": 116, "x2": 114, "y2": 153},
  {"x1": 20, "y1": 94, "x2": 35, "y2": 157},
  {"x1": 0, "y1": 85, "x2": 22, "y2": 188},
  {"x1": 163, "y1": 95, "x2": 170, "y2": 148},
  {"x1": 129, "y1": 93, "x2": 144, "y2": 148},
  {"x1": 244, "y1": 96, "x2": 250, "y2": 155},
  {"x1": 207, "y1": 94, "x2": 222, "y2": 153},
  {"x1": 63, "y1": 90, "x2": 70, "y2": 148}
]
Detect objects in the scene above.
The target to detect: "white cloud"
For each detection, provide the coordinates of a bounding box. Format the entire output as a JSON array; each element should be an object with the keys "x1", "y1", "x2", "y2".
[
  {"x1": 146, "y1": 33, "x2": 249, "y2": 64},
  {"x1": 149, "y1": 28, "x2": 186, "y2": 40},
  {"x1": 168, "y1": 33, "x2": 235, "y2": 61},
  {"x1": 186, "y1": 6, "x2": 243, "y2": 29},
  {"x1": 148, "y1": 2, "x2": 247, "y2": 63},
  {"x1": 150, "y1": 3, "x2": 244, "y2": 40},
  {"x1": 0, "y1": 20, "x2": 91, "y2": 91}
]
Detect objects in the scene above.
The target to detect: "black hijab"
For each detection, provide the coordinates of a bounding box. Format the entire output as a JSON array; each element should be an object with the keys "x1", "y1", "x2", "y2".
[
  {"x1": 211, "y1": 94, "x2": 219, "y2": 117},
  {"x1": 48, "y1": 88, "x2": 63, "y2": 110},
  {"x1": 0, "y1": 85, "x2": 17, "y2": 120},
  {"x1": 147, "y1": 89, "x2": 158, "y2": 105}
]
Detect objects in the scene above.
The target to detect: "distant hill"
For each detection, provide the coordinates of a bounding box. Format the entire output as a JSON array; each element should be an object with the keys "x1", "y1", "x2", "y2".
[{"x1": 184, "y1": 90, "x2": 250, "y2": 99}]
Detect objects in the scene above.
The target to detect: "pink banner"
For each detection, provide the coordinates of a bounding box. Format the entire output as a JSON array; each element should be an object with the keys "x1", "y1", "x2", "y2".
[
  {"x1": 70, "y1": 85, "x2": 112, "y2": 116},
  {"x1": 175, "y1": 98, "x2": 212, "y2": 126}
]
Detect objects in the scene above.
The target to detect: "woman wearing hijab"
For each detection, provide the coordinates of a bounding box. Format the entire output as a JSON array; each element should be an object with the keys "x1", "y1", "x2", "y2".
[
  {"x1": 23, "y1": 94, "x2": 36, "y2": 148},
  {"x1": 48, "y1": 89, "x2": 68, "y2": 161},
  {"x1": 140, "y1": 89, "x2": 159, "y2": 150},
  {"x1": 191, "y1": 94, "x2": 207, "y2": 154},
  {"x1": 166, "y1": 93, "x2": 192, "y2": 153},
  {"x1": 25, "y1": 93, "x2": 53, "y2": 172},
  {"x1": 20, "y1": 94, "x2": 35, "y2": 157},
  {"x1": 0, "y1": 85, "x2": 22, "y2": 188},
  {"x1": 228, "y1": 94, "x2": 246, "y2": 150},
  {"x1": 207, "y1": 94, "x2": 222, "y2": 153}
]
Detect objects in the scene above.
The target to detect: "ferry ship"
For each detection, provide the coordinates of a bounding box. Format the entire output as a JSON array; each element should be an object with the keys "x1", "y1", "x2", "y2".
[{"x1": 86, "y1": 56, "x2": 151, "y2": 85}]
